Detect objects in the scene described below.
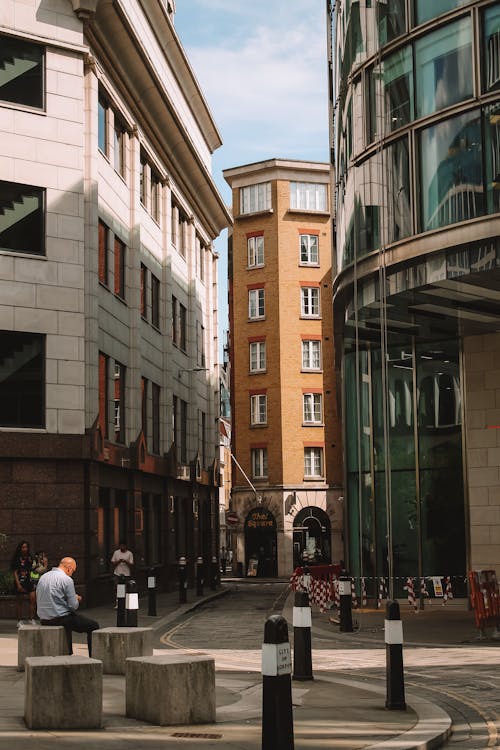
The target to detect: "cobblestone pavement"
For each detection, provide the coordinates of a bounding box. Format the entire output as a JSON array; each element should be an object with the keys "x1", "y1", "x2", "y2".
[{"x1": 162, "y1": 581, "x2": 500, "y2": 748}]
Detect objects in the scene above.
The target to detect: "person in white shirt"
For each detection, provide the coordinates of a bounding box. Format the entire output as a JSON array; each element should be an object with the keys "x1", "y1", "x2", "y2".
[
  {"x1": 111, "y1": 542, "x2": 134, "y2": 606},
  {"x1": 36, "y1": 557, "x2": 99, "y2": 656}
]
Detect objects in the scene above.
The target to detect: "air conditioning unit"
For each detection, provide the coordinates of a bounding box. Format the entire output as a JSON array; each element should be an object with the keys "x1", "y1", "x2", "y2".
[{"x1": 177, "y1": 465, "x2": 191, "y2": 481}]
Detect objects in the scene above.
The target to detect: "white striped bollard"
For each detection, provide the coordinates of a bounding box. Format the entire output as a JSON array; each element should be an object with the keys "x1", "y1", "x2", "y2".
[
  {"x1": 262, "y1": 614, "x2": 294, "y2": 750},
  {"x1": 385, "y1": 599, "x2": 406, "y2": 710},
  {"x1": 292, "y1": 590, "x2": 313, "y2": 681},
  {"x1": 116, "y1": 574, "x2": 126, "y2": 627},
  {"x1": 126, "y1": 578, "x2": 139, "y2": 627},
  {"x1": 339, "y1": 576, "x2": 353, "y2": 632},
  {"x1": 147, "y1": 568, "x2": 157, "y2": 616}
]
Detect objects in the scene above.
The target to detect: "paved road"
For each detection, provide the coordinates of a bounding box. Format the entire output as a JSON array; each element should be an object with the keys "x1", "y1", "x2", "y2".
[{"x1": 162, "y1": 581, "x2": 500, "y2": 748}]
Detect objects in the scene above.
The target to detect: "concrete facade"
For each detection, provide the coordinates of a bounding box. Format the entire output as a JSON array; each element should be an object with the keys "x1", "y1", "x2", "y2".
[
  {"x1": 224, "y1": 159, "x2": 343, "y2": 577},
  {"x1": 0, "y1": 0, "x2": 230, "y2": 603}
]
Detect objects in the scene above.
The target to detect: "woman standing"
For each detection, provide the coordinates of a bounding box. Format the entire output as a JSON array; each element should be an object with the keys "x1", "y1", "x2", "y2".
[{"x1": 10, "y1": 540, "x2": 36, "y2": 626}]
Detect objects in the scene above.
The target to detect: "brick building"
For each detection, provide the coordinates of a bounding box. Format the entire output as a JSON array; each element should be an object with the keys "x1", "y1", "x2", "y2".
[
  {"x1": 224, "y1": 159, "x2": 343, "y2": 577},
  {"x1": 0, "y1": 0, "x2": 230, "y2": 605}
]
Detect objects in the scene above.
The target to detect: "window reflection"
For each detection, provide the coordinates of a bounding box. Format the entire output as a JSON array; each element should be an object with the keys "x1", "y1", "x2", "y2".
[
  {"x1": 484, "y1": 103, "x2": 500, "y2": 214},
  {"x1": 415, "y1": 17, "x2": 472, "y2": 119},
  {"x1": 414, "y1": 0, "x2": 473, "y2": 26},
  {"x1": 380, "y1": 47, "x2": 413, "y2": 133},
  {"x1": 386, "y1": 138, "x2": 411, "y2": 242},
  {"x1": 420, "y1": 110, "x2": 483, "y2": 231},
  {"x1": 483, "y1": 4, "x2": 500, "y2": 92},
  {"x1": 377, "y1": 0, "x2": 406, "y2": 46}
]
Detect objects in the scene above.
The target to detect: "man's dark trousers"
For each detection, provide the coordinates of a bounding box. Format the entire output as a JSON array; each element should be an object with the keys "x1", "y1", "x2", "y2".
[{"x1": 40, "y1": 612, "x2": 100, "y2": 656}]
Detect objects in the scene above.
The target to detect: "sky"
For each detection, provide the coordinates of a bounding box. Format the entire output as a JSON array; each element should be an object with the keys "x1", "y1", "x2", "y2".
[{"x1": 174, "y1": 1, "x2": 331, "y2": 349}]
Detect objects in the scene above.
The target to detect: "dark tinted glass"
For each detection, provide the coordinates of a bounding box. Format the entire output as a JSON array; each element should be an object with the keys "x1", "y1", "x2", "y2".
[
  {"x1": 0, "y1": 331, "x2": 44, "y2": 427},
  {"x1": 0, "y1": 36, "x2": 43, "y2": 109},
  {"x1": 0, "y1": 180, "x2": 44, "y2": 254}
]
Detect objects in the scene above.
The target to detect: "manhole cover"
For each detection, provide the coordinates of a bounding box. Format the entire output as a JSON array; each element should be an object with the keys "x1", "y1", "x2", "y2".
[{"x1": 171, "y1": 732, "x2": 222, "y2": 739}]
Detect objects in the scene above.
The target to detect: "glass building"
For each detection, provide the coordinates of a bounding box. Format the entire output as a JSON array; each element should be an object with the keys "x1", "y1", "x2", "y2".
[{"x1": 331, "y1": 0, "x2": 500, "y2": 598}]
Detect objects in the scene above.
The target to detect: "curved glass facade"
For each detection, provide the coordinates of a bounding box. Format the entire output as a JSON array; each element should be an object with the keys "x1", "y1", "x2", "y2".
[{"x1": 332, "y1": 0, "x2": 500, "y2": 597}]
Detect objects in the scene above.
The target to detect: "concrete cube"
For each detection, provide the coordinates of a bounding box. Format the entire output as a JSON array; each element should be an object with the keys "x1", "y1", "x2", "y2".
[
  {"x1": 24, "y1": 656, "x2": 102, "y2": 729},
  {"x1": 126, "y1": 654, "x2": 216, "y2": 726},
  {"x1": 18, "y1": 625, "x2": 68, "y2": 671},
  {"x1": 92, "y1": 627, "x2": 153, "y2": 674}
]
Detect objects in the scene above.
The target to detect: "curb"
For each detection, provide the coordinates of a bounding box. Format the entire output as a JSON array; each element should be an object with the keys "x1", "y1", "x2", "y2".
[{"x1": 321, "y1": 675, "x2": 451, "y2": 750}]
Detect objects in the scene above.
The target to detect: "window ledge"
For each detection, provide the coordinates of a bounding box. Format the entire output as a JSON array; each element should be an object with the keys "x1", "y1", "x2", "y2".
[
  {"x1": 250, "y1": 423, "x2": 268, "y2": 429},
  {"x1": 235, "y1": 209, "x2": 274, "y2": 220},
  {"x1": 99, "y1": 280, "x2": 110, "y2": 291},
  {"x1": 299, "y1": 263, "x2": 320, "y2": 268},
  {"x1": 247, "y1": 264, "x2": 265, "y2": 271},
  {"x1": 0, "y1": 249, "x2": 46, "y2": 260},
  {"x1": 0, "y1": 100, "x2": 46, "y2": 116},
  {"x1": 249, "y1": 370, "x2": 267, "y2": 375},
  {"x1": 0, "y1": 427, "x2": 47, "y2": 433},
  {"x1": 302, "y1": 423, "x2": 325, "y2": 428},
  {"x1": 114, "y1": 294, "x2": 127, "y2": 306},
  {"x1": 287, "y1": 208, "x2": 329, "y2": 217},
  {"x1": 301, "y1": 369, "x2": 323, "y2": 374},
  {"x1": 300, "y1": 316, "x2": 322, "y2": 321},
  {"x1": 248, "y1": 317, "x2": 266, "y2": 323},
  {"x1": 151, "y1": 323, "x2": 161, "y2": 333},
  {"x1": 303, "y1": 476, "x2": 325, "y2": 481}
]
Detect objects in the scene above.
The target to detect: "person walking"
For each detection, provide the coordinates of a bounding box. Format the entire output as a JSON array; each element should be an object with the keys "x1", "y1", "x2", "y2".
[
  {"x1": 10, "y1": 540, "x2": 36, "y2": 626},
  {"x1": 36, "y1": 557, "x2": 99, "y2": 657}
]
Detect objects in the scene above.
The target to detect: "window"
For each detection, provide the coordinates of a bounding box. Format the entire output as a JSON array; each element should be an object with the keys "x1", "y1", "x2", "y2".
[
  {"x1": 114, "y1": 361, "x2": 126, "y2": 443},
  {"x1": 197, "y1": 322, "x2": 206, "y2": 367},
  {"x1": 420, "y1": 110, "x2": 483, "y2": 231},
  {"x1": 0, "y1": 36, "x2": 44, "y2": 109},
  {"x1": 172, "y1": 296, "x2": 187, "y2": 351},
  {"x1": 301, "y1": 287, "x2": 320, "y2": 317},
  {"x1": 240, "y1": 182, "x2": 271, "y2": 214},
  {"x1": 180, "y1": 398, "x2": 188, "y2": 463},
  {"x1": 250, "y1": 394, "x2": 267, "y2": 425},
  {"x1": 152, "y1": 383, "x2": 160, "y2": 454},
  {"x1": 252, "y1": 447, "x2": 268, "y2": 478},
  {"x1": 0, "y1": 181, "x2": 44, "y2": 255},
  {"x1": 304, "y1": 447, "x2": 323, "y2": 478},
  {"x1": 248, "y1": 288, "x2": 265, "y2": 319},
  {"x1": 113, "y1": 117, "x2": 126, "y2": 177},
  {"x1": 0, "y1": 331, "x2": 44, "y2": 428},
  {"x1": 98, "y1": 93, "x2": 108, "y2": 154},
  {"x1": 151, "y1": 275, "x2": 160, "y2": 329},
  {"x1": 199, "y1": 409, "x2": 206, "y2": 467},
  {"x1": 140, "y1": 264, "x2": 147, "y2": 318},
  {"x1": 140, "y1": 152, "x2": 147, "y2": 206},
  {"x1": 196, "y1": 236, "x2": 205, "y2": 281},
  {"x1": 303, "y1": 393, "x2": 323, "y2": 424},
  {"x1": 484, "y1": 4, "x2": 500, "y2": 93},
  {"x1": 300, "y1": 234, "x2": 319, "y2": 265},
  {"x1": 98, "y1": 220, "x2": 109, "y2": 286},
  {"x1": 290, "y1": 182, "x2": 327, "y2": 211},
  {"x1": 375, "y1": 46, "x2": 414, "y2": 136},
  {"x1": 98, "y1": 352, "x2": 108, "y2": 437},
  {"x1": 302, "y1": 340, "x2": 321, "y2": 370},
  {"x1": 415, "y1": 18, "x2": 472, "y2": 119},
  {"x1": 377, "y1": 0, "x2": 406, "y2": 46},
  {"x1": 248, "y1": 235, "x2": 264, "y2": 267},
  {"x1": 141, "y1": 376, "x2": 148, "y2": 439},
  {"x1": 250, "y1": 341, "x2": 266, "y2": 372},
  {"x1": 151, "y1": 170, "x2": 161, "y2": 223},
  {"x1": 114, "y1": 237, "x2": 126, "y2": 299},
  {"x1": 171, "y1": 199, "x2": 188, "y2": 257},
  {"x1": 415, "y1": 0, "x2": 473, "y2": 26}
]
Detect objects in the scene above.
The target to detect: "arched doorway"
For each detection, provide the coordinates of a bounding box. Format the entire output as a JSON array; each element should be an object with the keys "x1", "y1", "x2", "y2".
[
  {"x1": 244, "y1": 507, "x2": 277, "y2": 577},
  {"x1": 293, "y1": 507, "x2": 331, "y2": 567}
]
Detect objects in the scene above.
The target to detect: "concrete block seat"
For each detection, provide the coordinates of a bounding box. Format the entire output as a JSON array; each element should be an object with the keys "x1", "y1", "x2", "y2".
[
  {"x1": 17, "y1": 624, "x2": 68, "y2": 671},
  {"x1": 126, "y1": 654, "x2": 216, "y2": 726},
  {"x1": 92, "y1": 627, "x2": 153, "y2": 674},
  {"x1": 24, "y1": 655, "x2": 102, "y2": 729}
]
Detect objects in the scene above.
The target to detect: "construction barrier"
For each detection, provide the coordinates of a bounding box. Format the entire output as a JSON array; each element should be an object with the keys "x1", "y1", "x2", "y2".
[{"x1": 469, "y1": 570, "x2": 500, "y2": 632}]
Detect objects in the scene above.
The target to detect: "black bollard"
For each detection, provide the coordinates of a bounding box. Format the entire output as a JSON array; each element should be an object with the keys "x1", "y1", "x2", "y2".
[
  {"x1": 262, "y1": 614, "x2": 294, "y2": 750},
  {"x1": 116, "y1": 574, "x2": 126, "y2": 627},
  {"x1": 292, "y1": 590, "x2": 313, "y2": 681},
  {"x1": 147, "y1": 568, "x2": 157, "y2": 616},
  {"x1": 196, "y1": 556, "x2": 204, "y2": 596},
  {"x1": 385, "y1": 600, "x2": 406, "y2": 710},
  {"x1": 210, "y1": 556, "x2": 218, "y2": 591},
  {"x1": 339, "y1": 575, "x2": 353, "y2": 633},
  {"x1": 126, "y1": 578, "x2": 138, "y2": 627},
  {"x1": 178, "y1": 556, "x2": 187, "y2": 603}
]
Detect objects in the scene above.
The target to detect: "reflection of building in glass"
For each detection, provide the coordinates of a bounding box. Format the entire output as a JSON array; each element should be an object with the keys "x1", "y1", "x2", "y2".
[{"x1": 331, "y1": 0, "x2": 500, "y2": 599}]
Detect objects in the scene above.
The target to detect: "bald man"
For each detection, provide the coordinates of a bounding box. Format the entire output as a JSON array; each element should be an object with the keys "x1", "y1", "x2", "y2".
[{"x1": 36, "y1": 557, "x2": 99, "y2": 657}]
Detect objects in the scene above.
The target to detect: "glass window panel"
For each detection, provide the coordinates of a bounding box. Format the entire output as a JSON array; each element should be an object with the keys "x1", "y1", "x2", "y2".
[
  {"x1": 415, "y1": 0, "x2": 473, "y2": 26},
  {"x1": 415, "y1": 18, "x2": 472, "y2": 119},
  {"x1": 0, "y1": 181, "x2": 44, "y2": 255},
  {"x1": 0, "y1": 331, "x2": 44, "y2": 428},
  {"x1": 98, "y1": 95, "x2": 107, "y2": 154},
  {"x1": 386, "y1": 138, "x2": 411, "y2": 242},
  {"x1": 484, "y1": 103, "x2": 500, "y2": 215},
  {"x1": 483, "y1": 4, "x2": 500, "y2": 93},
  {"x1": 380, "y1": 46, "x2": 413, "y2": 133},
  {"x1": 377, "y1": 0, "x2": 406, "y2": 46},
  {"x1": 0, "y1": 36, "x2": 43, "y2": 109},
  {"x1": 420, "y1": 110, "x2": 483, "y2": 231}
]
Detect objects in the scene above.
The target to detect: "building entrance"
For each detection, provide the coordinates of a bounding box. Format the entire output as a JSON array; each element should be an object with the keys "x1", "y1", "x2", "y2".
[
  {"x1": 244, "y1": 507, "x2": 277, "y2": 577},
  {"x1": 293, "y1": 507, "x2": 331, "y2": 567}
]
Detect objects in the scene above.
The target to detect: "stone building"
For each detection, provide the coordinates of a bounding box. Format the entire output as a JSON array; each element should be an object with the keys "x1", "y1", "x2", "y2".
[{"x1": 0, "y1": 0, "x2": 230, "y2": 604}]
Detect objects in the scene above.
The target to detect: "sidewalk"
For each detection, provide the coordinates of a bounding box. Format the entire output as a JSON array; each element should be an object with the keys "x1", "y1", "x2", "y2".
[{"x1": 0, "y1": 579, "x2": 463, "y2": 750}]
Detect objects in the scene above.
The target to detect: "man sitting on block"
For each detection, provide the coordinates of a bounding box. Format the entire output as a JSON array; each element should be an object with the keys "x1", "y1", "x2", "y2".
[{"x1": 36, "y1": 557, "x2": 99, "y2": 657}]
